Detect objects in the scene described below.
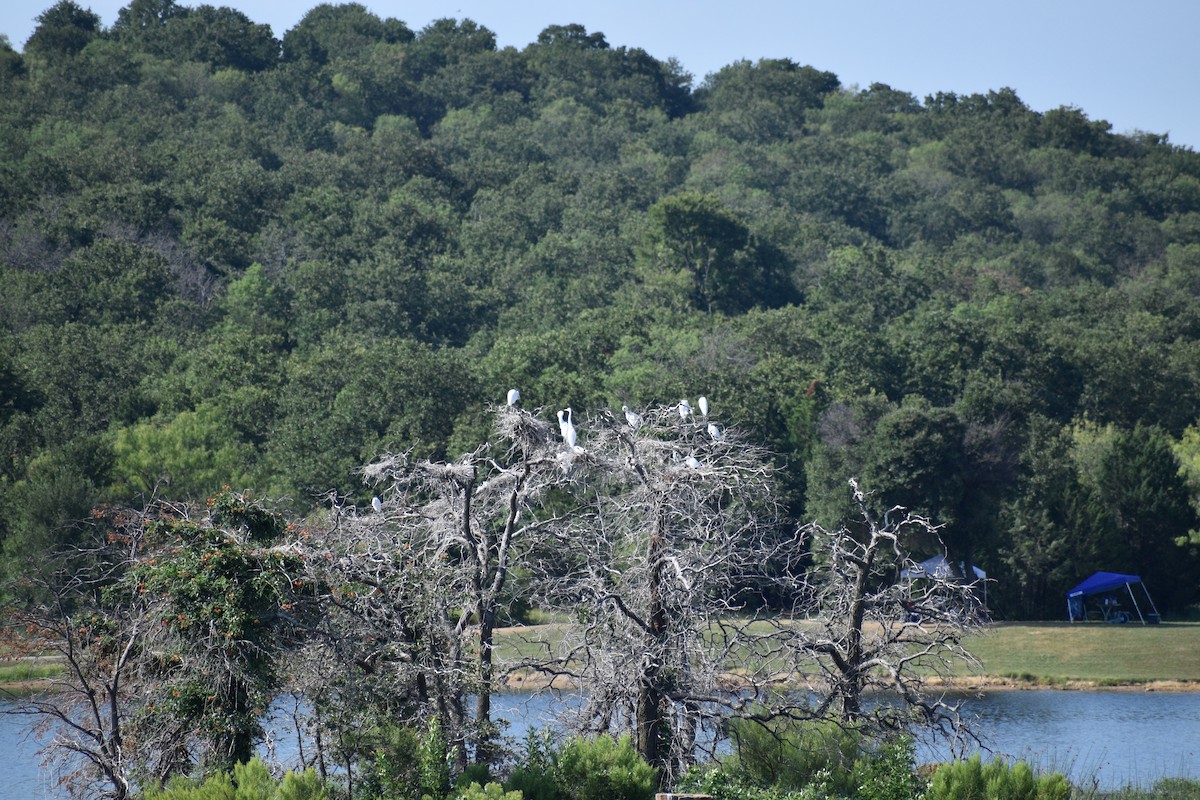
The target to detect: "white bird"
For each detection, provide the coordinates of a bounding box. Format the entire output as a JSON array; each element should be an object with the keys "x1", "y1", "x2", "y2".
[
  {"x1": 708, "y1": 422, "x2": 722, "y2": 441},
  {"x1": 697, "y1": 396, "x2": 709, "y2": 417},
  {"x1": 506, "y1": 388, "x2": 520, "y2": 406},
  {"x1": 558, "y1": 407, "x2": 577, "y2": 448},
  {"x1": 371, "y1": 496, "x2": 383, "y2": 513},
  {"x1": 622, "y1": 405, "x2": 642, "y2": 429},
  {"x1": 678, "y1": 399, "x2": 692, "y2": 419},
  {"x1": 685, "y1": 454, "x2": 701, "y2": 470}
]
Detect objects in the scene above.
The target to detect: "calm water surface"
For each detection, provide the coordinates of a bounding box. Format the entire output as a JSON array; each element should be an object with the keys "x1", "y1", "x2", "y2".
[{"x1": 3, "y1": 689, "x2": 1198, "y2": 796}]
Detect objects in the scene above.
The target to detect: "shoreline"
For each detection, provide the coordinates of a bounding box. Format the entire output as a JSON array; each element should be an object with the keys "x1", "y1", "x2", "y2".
[
  {"x1": 498, "y1": 670, "x2": 1200, "y2": 694},
  {"x1": 6, "y1": 674, "x2": 1199, "y2": 700},
  {"x1": 927, "y1": 675, "x2": 1200, "y2": 693}
]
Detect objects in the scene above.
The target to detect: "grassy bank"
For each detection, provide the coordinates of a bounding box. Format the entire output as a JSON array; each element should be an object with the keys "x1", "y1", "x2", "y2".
[
  {"x1": 959, "y1": 621, "x2": 1200, "y2": 687},
  {"x1": 495, "y1": 620, "x2": 1200, "y2": 689},
  {"x1": 0, "y1": 657, "x2": 63, "y2": 695}
]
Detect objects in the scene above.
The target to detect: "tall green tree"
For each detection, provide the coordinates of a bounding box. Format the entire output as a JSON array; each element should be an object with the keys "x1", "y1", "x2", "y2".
[
  {"x1": 1095, "y1": 424, "x2": 1199, "y2": 611},
  {"x1": 23, "y1": 0, "x2": 101, "y2": 61},
  {"x1": 638, "y1": 192, "x2": 789, "y2": 315}
]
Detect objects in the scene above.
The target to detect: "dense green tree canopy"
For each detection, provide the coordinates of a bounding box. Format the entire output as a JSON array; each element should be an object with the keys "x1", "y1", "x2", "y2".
[{"x1": 2, "y1": 1, "x2": 1200, "y2": 617}]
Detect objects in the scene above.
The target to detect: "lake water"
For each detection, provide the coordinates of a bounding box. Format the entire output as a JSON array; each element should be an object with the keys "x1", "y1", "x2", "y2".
[{"x1": 4, "y1": 689, "x2": 1198, "y2": 796}]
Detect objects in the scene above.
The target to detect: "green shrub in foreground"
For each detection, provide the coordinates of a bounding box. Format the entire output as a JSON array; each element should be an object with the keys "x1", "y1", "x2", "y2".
[
  {"x1": 710, "y1": 716, "x2": 924, "y2": 800},
  {"x1": 723, "y1": 716, "x2": 862, "y2": 793},
  {"x1": 504, "y1": 728, "x2": 559, "y2": 800},
  {"x1": 456, "y1": 782, "x2": 523, "y2": 800},
  {"x1": 923, "y1": 754, "x2": 1069, "y2": 800},
  {"x1": 677, "y1": 727, "x2": 924, "y2": 800},
  {"x1": 143, "y1": 758, "x2": 327, "y2": 800},
  {"x1": 554, "y1": 734, "x2": 659, "y2": 800}
]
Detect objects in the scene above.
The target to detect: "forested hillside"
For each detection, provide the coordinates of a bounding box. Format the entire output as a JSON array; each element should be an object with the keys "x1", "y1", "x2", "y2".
[{"x1": 2, "y1": 0, "x2": 1199, "y2": 618}]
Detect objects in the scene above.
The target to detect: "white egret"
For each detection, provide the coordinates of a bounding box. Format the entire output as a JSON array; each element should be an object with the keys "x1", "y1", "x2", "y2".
[
  {"x1": 685, "y1": 454, "x2": 701, "y2": 469},
  {"x1": 697, "y1": 396, "x2": 709, "y2": 417},
  {"x1": 708, "y1": 422, "x2": 721, "y2": 441},
  {"x1": 506, "y1": 388, "x2": 520, "y2": 406},
  {"x1": 371, "y1": 496, "x2": 383, "y2": 513},
  {"x1": 558, "y1": 407, "x2": 577, "y2": 448},
  {"x1": 622, "y1": 405, "x2": 642, "y2": 429},
  {"x1": 678, "y1": 399, "x2": 692, "y2": 419}
]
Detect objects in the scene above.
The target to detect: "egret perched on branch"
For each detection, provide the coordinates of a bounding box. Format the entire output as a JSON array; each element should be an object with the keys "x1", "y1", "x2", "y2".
[
  {"x1": 707, "y1": 423, "x2": 722, "y2": 441},
  {"x1": 678, "y1": 399, "x2": 692, "y2": 419},
  {"x1": 685, "y1": 454, "x2": 701, "y2": 470},
  {"x1": 622, "y1": 405, "x2": 642, "y2": 429},
  {"x1": 557, "y1": 407, "x2": 577, "y2": 448},
  {"x1": 506, "y1": 388, "x2": 520, "y2": 406},
  {"x1": 371, "y1": 496, "x2": 383, "y2": 513},
  {"x1": 697, "y1": 396, "x2": 709, "y2": 417}
]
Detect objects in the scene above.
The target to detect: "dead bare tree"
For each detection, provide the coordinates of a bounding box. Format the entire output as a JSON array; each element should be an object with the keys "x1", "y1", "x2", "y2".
[
  {"x1": 527, "y1": 402, "x2": 783, "y2": 783},
  {"x1": 2, "y1": 510, "x2": 147, "y2": 800},
  {"x1": 300, "y1": 402, "x2": 575, "y2": 774},
  {"x1": 769, "y1": 479, "x2": 985, "y2": 750}
]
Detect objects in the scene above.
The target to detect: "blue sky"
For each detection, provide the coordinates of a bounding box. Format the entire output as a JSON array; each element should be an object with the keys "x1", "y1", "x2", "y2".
[{"x1": 3, "y1": 0, "x2": 1198, "y2": 150}]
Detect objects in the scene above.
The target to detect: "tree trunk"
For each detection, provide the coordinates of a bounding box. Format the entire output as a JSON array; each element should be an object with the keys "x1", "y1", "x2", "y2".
[
  {"x1": 638, "y1": 503, "x2": 669, "y2": 778},
  {"x1": 474, "y1": 607, "x2": 497, "y2": 765}
]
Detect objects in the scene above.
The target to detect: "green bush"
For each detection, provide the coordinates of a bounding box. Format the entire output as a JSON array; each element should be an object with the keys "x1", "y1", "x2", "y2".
[
  {"x1": 420, "y1": 716, "x2": 453, "y2": 800},
  {"x1": 676, "y1": 766, "x2": 793, "y2": 800},
  {"x1": 851, "y1": 738, "x2": 926, "y2": 800},
  {"x1": 1149, "y1": 778, "x2": 1200, "y2": 799},
  {"x1": 363, "y1": 723, "x2": 423, "y2": 800},
  {"x1": 723, "y1": 717, "x2": 865, "y2": 795},
  {"x1": 456, "y1": 782, "x2": 524, "y2": 800},
  {"x1": 504, "y1": 728, "x2": 560, "y2": 800},
  {"x1": 143, "y1": 758, "x2": 328, "y2": 800},
  {"x1": 678, "y1": 733, "x2": 924, "y2": 800},
  {"x1": 459, "y1": 762, "x2": 493, "y2": 789},
  {"x1": 924, "y1": 755, "x2": 1069, "y2": 800},
  {"x1": 357, "y1": 717, "x2": 456, "y2": 800},
  {"x1": 276, "y1": 770, "x2": 328, "y2": 800},
  {"x1": 554, "y1": 734, "x2": 659, "y2": 800}
]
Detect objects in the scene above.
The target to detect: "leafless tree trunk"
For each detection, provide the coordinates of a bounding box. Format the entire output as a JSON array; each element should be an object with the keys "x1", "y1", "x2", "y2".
[
  {"x1": 3, "y1": 524, "x2": 144, "y2": 800},
  {"x1": 528, "y1": 403, "x2": 781, "y2": 783},
  {"x1": 771, "y1": 479, "x2": 985, "y2": 747},
  {"x1": 301, "y1": 404, "x2": 573, "y2": 774}
]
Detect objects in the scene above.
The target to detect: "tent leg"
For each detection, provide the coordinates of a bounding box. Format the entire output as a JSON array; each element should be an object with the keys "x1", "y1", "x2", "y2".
[
  {"x1": 1126, "y1": 583, "x2": 1145, "y2": 625},
  {"x1": 1143, "y1": 584, "x2": 1162, "y2": 620}
]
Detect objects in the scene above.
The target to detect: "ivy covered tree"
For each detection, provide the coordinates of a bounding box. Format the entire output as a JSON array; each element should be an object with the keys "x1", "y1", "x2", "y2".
[{"x1": 4, "y1": 491, "x2": 312, "y2": 795}]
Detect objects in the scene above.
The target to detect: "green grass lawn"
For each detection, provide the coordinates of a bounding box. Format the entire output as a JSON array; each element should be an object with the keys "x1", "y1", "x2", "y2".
[
  {"x1": 0, "y1": 658, "x2": 63, "y2": 685},
  {"x1": 960, "y1": 621, "x2": 1200, "y2": 684},
  {"x1": 493, "y1": 619, "x2": 1200, "y2": 688}
]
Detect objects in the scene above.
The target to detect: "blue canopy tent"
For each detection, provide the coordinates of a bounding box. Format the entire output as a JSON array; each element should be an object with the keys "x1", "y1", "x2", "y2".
[{"x1": 1066, "y1": 571, "x2": 1161, "y2": 624}]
